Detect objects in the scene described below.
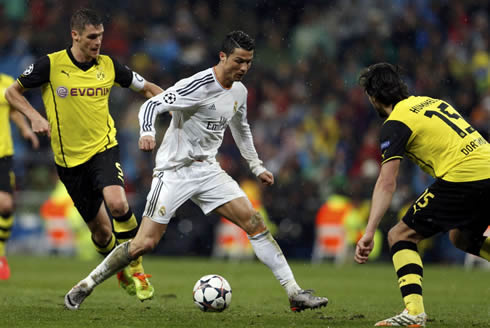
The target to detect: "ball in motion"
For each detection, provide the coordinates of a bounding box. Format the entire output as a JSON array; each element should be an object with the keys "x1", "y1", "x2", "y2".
[{"x1": 192, "y1": 274, "x2": 232, "y2": 312}]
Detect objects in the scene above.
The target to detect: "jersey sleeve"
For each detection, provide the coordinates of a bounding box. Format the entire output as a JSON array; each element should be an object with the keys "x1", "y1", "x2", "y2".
[
  {"x1": 17, "y1": 56, "x2": 50, "y2": 88},
  {"x1": 111, "y1": 57, "x2": 133, "y2": 88},
  {"x1": 380, "y1": 120, "x2": 412, "y2": 164},
  {"x1": 229, "y1": 97, "x2": 266, "y2": 176},
  {"x1": 138, "y1": 87, "x2": 201, "y2": 137}
]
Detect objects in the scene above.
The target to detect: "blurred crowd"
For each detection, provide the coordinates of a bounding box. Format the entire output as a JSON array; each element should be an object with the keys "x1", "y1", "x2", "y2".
[{"x1": 1, "y1": 0, "x2": 489, "y2": 261}]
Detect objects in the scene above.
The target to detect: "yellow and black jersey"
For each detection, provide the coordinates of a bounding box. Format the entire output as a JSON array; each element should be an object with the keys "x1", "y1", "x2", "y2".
[
  {"x1": 381, "y1": 96, "x2": 490, "y2": 182},
  {"x1": 0, "y1": 73, "x2": 15, "y2": 158},
  {"x1": 17, "y1": 48, "x2": 134, "y2": 167}
]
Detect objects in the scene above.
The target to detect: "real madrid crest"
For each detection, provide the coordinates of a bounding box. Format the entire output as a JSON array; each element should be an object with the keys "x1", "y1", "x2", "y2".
[
  {"x1": 233, "y1": 101, "x2": 238, "y2": 113},
  {"x1": 158, "y1": 206, "x2": 166, "y2": 216}
]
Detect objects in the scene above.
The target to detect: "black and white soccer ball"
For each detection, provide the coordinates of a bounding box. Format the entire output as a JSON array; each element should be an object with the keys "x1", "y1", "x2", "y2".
[{"x1": 192, "y1": 274, "x2": 232, "y2": 312}]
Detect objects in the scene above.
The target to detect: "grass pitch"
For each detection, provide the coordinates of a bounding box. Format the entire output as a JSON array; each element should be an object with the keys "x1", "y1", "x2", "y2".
[{"x1": 1, "y1": 255, "x2": 488, "y2": 328}]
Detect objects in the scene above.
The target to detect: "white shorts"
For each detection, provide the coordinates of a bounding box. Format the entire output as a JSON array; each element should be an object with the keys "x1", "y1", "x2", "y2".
[{"x1": 142, "y1": 161, "x2": 246, "y2": 224}]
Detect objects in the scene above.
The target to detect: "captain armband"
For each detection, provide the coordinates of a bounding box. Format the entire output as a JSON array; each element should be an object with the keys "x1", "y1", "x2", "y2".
[{"x1": 130, "y1": 72, "x2": 146, "y2": 91}]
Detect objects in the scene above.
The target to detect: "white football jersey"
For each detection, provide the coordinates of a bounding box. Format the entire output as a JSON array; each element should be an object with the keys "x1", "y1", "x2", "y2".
[{"x1": 138, "y1": 67, "x2": 266, "y2": 176}]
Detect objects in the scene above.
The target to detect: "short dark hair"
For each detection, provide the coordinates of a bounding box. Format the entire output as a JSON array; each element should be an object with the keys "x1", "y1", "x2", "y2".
[
  {"x1": 359, "y1": 63, "x2": 409, "y2": 106},
  {"x1": 70, "y1": 8, "x2": 103, "y2": 33},
  {"x1": 221, "y1": 31, "x2": 255, "y2": 56}
]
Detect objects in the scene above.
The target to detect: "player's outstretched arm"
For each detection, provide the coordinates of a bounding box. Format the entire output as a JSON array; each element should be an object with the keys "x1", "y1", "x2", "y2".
[
  {"x1": 5, "y1": 82, "x2": 50, "y2": 137},
  {"x1": 138, "y1": 81, "x2": 164, "y2": 99}
]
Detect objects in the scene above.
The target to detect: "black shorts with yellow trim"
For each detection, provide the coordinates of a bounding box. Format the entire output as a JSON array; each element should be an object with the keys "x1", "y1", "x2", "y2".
[
  {"x1": 402, "y1": 178, "x2": 490, "y2": 238},
  {"x1": 0, "y1": 156, "x2": 14, "y2": 194},
  {"x1": 56, "y1": 146, "x2": 125, "y2": 222}
]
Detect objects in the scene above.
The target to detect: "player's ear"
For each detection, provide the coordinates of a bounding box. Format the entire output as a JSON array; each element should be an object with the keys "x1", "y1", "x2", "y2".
[
  {"x1": 219, "y1": 51, "x2": 227, "y2": 63},
  {"x1": 71, "y1": 30, "x2": 80, "y2": 42}
]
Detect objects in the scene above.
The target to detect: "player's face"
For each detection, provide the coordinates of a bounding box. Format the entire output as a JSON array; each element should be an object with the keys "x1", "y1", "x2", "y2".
[
  {"x1": 222, "y1": 48, "x2": 254, "y2": 81},
  {"x1": 367, "y1": 94, "x2": 389, "y2": 118},
  {"x1": 72, "y1": 24, "x2": 104, "y2": 61}
]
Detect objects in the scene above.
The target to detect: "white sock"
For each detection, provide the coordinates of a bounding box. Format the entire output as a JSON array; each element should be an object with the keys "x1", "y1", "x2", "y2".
[
  {"x1": 248, "y1": 230, "x2": 301, "y2": 297},
  {"x1": 85, "y1": 241, "x2": 133, "y2": 288}
]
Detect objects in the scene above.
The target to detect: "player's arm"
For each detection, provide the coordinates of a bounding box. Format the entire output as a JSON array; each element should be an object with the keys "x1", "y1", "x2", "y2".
[
  {"x1": 137, "y1": 88, "x2": 200, "y2": 152},
  {"x1": 229, "y1": 92, "x2": 271, "y2": 184},
  {"x1": 9, "y1": 108, "x2": 39, "y2": 149},
  {"x1": 355, "y1": 120, "x2": 411, "y2": 264},
  {"x1": 5, "y1": 57, "x2": 51, "y2": 137},
  {"x1": 112, "y1": 58, "x2": 163, "y2": 98}
]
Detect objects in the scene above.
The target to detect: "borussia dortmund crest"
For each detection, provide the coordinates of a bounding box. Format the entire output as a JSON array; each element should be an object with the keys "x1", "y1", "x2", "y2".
[{"x1": 96, "y1": 70, "x2": 105, "y2": 81}]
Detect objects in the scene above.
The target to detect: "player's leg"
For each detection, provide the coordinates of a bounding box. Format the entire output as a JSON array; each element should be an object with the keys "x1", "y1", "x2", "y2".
[
  {"x1": 64, "y1": 217, "x2": 167, "y2": 310},
  {"x1": 373, "y1": 220, "x2": 427, "y2": 327},
  {"x1": 0, "y1": 157, "x2": 15, "y2": 280},
  {"x1": 449, "y1": 228, "x2": 490, "y2": 261},
  {"x1": 213, "y1": 197, "x2": 328, "y2": 311},
  {"x1": 94, "y1": 146, "x2": 153, "y2": 300},
  {"x1": 0, "y1": 191, "x2": 14, "y2": 280}
]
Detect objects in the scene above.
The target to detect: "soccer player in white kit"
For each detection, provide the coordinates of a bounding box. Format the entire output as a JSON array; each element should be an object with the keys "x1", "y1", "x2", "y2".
[{"x1": 64, "y1": 31, "x2": 328, "y2": 312}]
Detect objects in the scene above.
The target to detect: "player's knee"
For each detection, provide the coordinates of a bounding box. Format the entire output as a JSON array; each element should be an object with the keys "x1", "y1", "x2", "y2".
[
  {"x1": 0, "y1": 196, "x2": 14, "y2": 217},
  {"x1": 91, "y1": 226, "x2": 113, "y2": 246},
  {"x1": 449, "y1": 230, "x2": 467, "y2": 251},
  {"x1": 243, "y1": 211, "x2": 266, "y2": 235},
  {"x1": 130, "y1": 238, "x2": 158, "y2": 257},
  {"x1": 106, "y1": 198, "x2": 129, "y2": 217}
]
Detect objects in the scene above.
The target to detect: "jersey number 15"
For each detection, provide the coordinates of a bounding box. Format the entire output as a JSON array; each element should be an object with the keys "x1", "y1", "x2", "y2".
[{"x1": 424, "y1": 103, "x2": 476, "y2": 138}]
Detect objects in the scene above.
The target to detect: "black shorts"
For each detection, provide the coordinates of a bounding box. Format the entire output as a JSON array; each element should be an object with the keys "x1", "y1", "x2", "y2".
[
  {"x1": 0, "y1": 156, "x2": 15, "y2": 194},
  {"x1": 402, "y1": 178, "x2": 490, "y2": 238},
  {"x1": 56, "y1": 146, "x2": 125, "y2": 222}
]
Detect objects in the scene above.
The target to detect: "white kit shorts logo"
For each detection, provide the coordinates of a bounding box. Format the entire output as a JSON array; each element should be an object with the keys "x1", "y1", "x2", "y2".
[
  {"x1": 57, "y1": 86, "x2": 68, "y2": 98},
  {"x1": 22, "y1": 64, "x2": 34, "y2": 76},
  {"x1": 164, "y1": 92, "x2": 176, "y2": 104}
]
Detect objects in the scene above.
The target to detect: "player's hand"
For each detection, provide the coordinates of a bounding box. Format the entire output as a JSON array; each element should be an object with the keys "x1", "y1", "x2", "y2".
[
  {"x1": 22, "y1": 129, "x2": 40, "y2": 149},
  {"x1": 354, "y1": 234, "x2": 375, "y2": 264},
  {"x1": 258, "y1": 170, "x2": 274, "y2": 185},
  {"x1": 139, "y1": 135, "x2": 156, "y2": 152},
  {"x1": 31, "y1": 117, "x2": 50, "y2": 137}
]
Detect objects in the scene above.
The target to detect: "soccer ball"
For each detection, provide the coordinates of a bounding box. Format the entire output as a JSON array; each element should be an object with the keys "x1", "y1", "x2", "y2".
[{"x1": 192, "y1": 274, "x2": 232, "y2": 312}]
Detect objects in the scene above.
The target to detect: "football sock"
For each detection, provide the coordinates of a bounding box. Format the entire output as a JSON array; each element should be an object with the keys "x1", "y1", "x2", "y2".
[
  {"x1": 0, "y1": 213, "x2": 14, "y2": 257},
  {"x1": 248, "y1": 230, "x2": 301, "y2": 297},
  {"x1": 112, "y1": 209, "x2": 145, "y2": 273},
  {"x1": 84, "y1": 241, "x2": 133, "y2": 288},
  {"x1": 391, "y1": 241, "x2": 425, "y2": 315},
  {"x1": 92, "y1": 233, "x2": 116, "y2": 256},
  {"x1": 113, "y1": 209, "x2": 138, "y2": 243},
  {"x1": 464, "y1": 234, "x2": 490, "y2": 261}
]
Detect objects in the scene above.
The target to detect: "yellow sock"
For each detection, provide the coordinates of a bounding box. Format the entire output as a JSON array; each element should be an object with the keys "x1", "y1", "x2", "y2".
[
  {"x1": 480, "y1": 237, "x2": 490, "y2": 261},
  {"x1": 113, "y1": 210, "x2": 138, "y2": 244},
  {"x1": 0, "y1": 215, "x2": 14, "y2": 257},
  {"x1": 92, "y1": 233, "x2": 116, "y2": 256},
  {"x1": 391, "y1": 241, "x2": 425, "y2": 315}
]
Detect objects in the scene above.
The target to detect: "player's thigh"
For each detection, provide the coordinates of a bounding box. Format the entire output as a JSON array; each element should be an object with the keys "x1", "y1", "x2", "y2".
[
  {"x1": 191, "y1": 169, "x2": 247, "y2": 216},
  {"x1": 142, "y1": 171, "x2": 194, "y2": 224},
  {"x1": 402, "y1": 179, "x2": 487, "y2": 238},
  {"x1": 90, "y1": 146, "x2": 126, "y2": 191},
  {"x1": 388, "y1": 220, "x2": 425, "y2": 246},
  {"x1": 0, "y1": 191, "x2": 14, "y2": 214},
  {"x1": 56, "y1": 163, "x2": 102, "y2": 222}
]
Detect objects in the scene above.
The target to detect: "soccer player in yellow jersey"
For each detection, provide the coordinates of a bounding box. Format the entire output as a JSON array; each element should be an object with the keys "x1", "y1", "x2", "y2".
[
  {"x1": 0, "y1": 73, "x2": 39, "y2": 280},
  {"x1": 354, "y1": 63, "x2": 490, "y2": 327},
  {"x1": 5, "y1": 8, "x2": 163, "y2": 300}
]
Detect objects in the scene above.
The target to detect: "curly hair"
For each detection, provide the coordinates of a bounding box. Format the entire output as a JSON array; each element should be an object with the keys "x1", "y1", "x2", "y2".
[
  {"x1": 221, "y1": 30, "x2": 255, "y2": 56},
  {"x1": 359, "y1": 63, "x2": 409, "y2": 106}
]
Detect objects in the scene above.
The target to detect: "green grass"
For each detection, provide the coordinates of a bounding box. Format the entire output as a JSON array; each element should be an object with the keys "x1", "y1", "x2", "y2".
[{"x1": 0, "y1": 255, "x2": 488, "y2": 328}]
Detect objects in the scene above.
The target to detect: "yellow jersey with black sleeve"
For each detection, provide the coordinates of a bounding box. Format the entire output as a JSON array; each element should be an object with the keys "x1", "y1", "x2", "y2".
[
  {"x1": 17, "y1": 48, "x2": 133, "y2": 167},
  {"x1": 380, "y1": 96, "x2": 490, "y2": 182},
  {"x1": 0, "y1": 73, "x2": 15, "y2": 158}
]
